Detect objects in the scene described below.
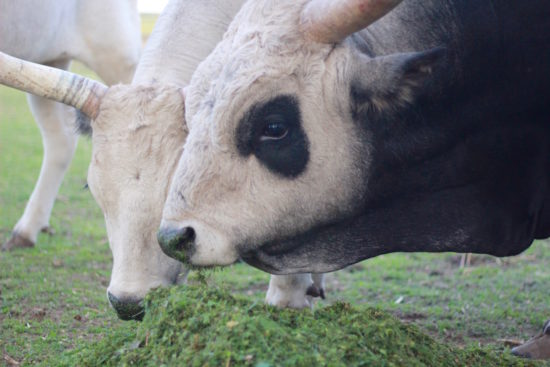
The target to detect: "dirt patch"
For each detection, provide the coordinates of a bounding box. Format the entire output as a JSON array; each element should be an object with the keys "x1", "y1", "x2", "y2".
[
  {"x1": 3, "y1": 353, "x2": 21, "y2": 366},
  {"x1": 27, "y1": 307, "x2": 47, "y2": 322}
]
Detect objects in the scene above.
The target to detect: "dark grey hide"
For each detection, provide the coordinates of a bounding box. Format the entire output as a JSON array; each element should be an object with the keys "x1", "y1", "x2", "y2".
[{"x1": 242, "y1": 0, "x2": 550, "y2": 274}]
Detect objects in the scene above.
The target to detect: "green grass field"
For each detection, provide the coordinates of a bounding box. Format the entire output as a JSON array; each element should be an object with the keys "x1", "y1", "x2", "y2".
[{"x1": 1, "y1": 14, "x2": 550, "y2": 367}]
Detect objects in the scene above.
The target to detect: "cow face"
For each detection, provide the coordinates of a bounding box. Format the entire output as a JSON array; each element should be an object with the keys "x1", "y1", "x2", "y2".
[
  {"x1": 86, "y1": 84, "x2": 186, "y2": 319},
  {"x1": 158, "y1": 0, "x2": 442, "y2": 273}
]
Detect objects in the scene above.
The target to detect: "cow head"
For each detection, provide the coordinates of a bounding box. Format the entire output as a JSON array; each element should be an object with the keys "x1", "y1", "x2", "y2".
[
  {"x1": 158, "y1": 0, "x2": 444, "y2": 273},
  {"x1": 0, "y1": 52, "x2": 188, "y2": 320},
  {"x1": 86, "y1": 84, "x2": 187, "y2": 320}
]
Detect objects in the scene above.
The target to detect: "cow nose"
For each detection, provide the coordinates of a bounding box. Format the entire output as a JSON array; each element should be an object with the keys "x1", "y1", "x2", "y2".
[
  {"x1": 107, "y1": 292, "x2": 144, "y2": 321},
  {"x1": 157, "y1": 226, "x2": 195, "y2": 262}
]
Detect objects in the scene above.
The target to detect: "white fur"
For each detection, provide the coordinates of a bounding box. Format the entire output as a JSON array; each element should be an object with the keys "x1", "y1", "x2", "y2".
[
  {"x1": 87, "y1": 84, "x2": 188, "y2": 301},
  {"x1": 134, "y1": 0, "x2": 245, "y2": 85}
]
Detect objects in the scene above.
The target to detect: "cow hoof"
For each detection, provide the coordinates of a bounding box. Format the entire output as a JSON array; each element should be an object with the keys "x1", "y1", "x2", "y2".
[
  {"x1": 306, "y1": 284, "x2": 326, "y2": 300},
  {"x1": 511, "y1": 320, "x2": 550, "y2": 360},
  {"x1": 2, "y1": 233, "x2": 35, "y2": 251}
]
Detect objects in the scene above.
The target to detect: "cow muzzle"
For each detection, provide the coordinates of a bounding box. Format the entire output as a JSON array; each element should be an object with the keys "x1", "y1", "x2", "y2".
[
  {"x1": 511, "y1": 320, "x2": 550, "y2": 359},
  {"x1": 157, "y1": 226, "x2": 196, "y2": 263},
  {"x1": 107, "y1": 292, "x2": 144, "y2": 321}
]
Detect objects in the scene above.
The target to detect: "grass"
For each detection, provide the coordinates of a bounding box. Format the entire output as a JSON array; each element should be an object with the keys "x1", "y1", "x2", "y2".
[
  {"x1": 1, "y1": 12, "x2": 550, "y2": 367},
  {"x1": 58, "y1": 286, "x2": 541, "y2": 367}
]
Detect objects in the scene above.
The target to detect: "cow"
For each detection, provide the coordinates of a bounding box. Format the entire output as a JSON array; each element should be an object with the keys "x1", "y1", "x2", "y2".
[
  {"x1": 0, "y1": 0, "x2": 326, "y2": 320},
  {"x1": 1, "y1": 0, "x2": 141, "y2": 251},
  {"x1": 155, "y1": 0, "x2": 550, "y2": 359}
]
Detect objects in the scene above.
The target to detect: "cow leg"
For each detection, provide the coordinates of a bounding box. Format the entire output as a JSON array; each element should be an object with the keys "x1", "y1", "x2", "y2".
[
  {"x1": 511, "y1": 320, "x2": 550, "y2": 360},
  {"x1": 266, "y1": 274, "x2": 324, "y2": 309},
  {"x1": 3, "y1": 60, "x2": 77, "y2": 251}
]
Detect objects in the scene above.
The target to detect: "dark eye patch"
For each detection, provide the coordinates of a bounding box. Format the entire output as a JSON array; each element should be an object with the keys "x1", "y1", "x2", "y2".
[{"x1": 236, "y1": 95, "x2": 309, "y2": 178}]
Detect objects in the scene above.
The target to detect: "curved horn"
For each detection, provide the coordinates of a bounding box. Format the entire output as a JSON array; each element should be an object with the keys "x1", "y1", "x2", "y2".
[
  {"x1": 0, "y1": 51, "x2": 106, "y2": 119},
  {"x1": 300, "y1": 0, "x2": 403, "y2": 44}
]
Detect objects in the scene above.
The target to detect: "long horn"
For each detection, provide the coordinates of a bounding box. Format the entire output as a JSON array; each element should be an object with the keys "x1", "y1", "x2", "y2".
[
  {"x1": 300, "y1": 0, "x2": 403, "y2": 44},
  {"x1": 0, "y1": 51, "x2": 106, "y2": 119}
]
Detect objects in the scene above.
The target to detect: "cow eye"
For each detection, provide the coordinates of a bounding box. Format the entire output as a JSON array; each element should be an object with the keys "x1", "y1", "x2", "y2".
[
  {"x1": 236, "y1": 95, "x2": 309, "y2": 178},
  {"x1": 261, "y1": 116, "x2": 288, "y2": 141}
]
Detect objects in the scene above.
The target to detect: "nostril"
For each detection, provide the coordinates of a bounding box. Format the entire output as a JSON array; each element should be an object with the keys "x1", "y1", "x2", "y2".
[
  {"x1": 107, "y1": 291, "x2": 144, "y2": 321},
  {"x1": 177, "y1": 227, "x2": 195, "y2": 250},
  {"x1": 510, "y1": 346, "x2": 531, "y2": 359},
  {"x1": 157, "y1": 226, "x2": 195, "y2": 262}
]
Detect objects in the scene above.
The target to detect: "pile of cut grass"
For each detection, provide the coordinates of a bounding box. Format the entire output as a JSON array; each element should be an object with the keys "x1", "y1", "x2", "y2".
[{"x1": 57, "y1": 285, "x2": 539, "y2": 367}]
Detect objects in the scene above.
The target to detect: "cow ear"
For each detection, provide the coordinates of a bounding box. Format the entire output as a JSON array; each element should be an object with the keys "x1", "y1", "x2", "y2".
[
  {"x1": 76, "y1": 110, "x2": 92, "y2": 136},
  {"x1": 350, "y1": 47, "x2": 445, "y2": 116}
]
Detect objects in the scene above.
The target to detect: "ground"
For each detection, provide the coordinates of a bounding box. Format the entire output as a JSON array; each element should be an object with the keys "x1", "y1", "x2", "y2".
[{"x1": 1, "y1": 15, "x2": 550, "y2": 367}]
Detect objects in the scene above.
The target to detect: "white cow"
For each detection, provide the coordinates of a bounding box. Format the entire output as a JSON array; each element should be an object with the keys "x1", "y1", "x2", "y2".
[
  {"x1": 1, "y1": 0, "x2": 141, "y2": 250},
  {"x1": 0, "y1": 0, "x2": 323, "y2": 320}
]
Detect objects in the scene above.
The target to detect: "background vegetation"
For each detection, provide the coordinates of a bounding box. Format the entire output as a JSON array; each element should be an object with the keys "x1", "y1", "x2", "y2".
[{"x1": 1, "y1": 14, "x2": 549, "y2": 367}]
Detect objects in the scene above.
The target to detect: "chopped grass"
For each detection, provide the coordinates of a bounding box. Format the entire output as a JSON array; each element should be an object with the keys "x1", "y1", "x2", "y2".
[{"x1": 58, "y1": 285, "x2": 541, "y2": 367}]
